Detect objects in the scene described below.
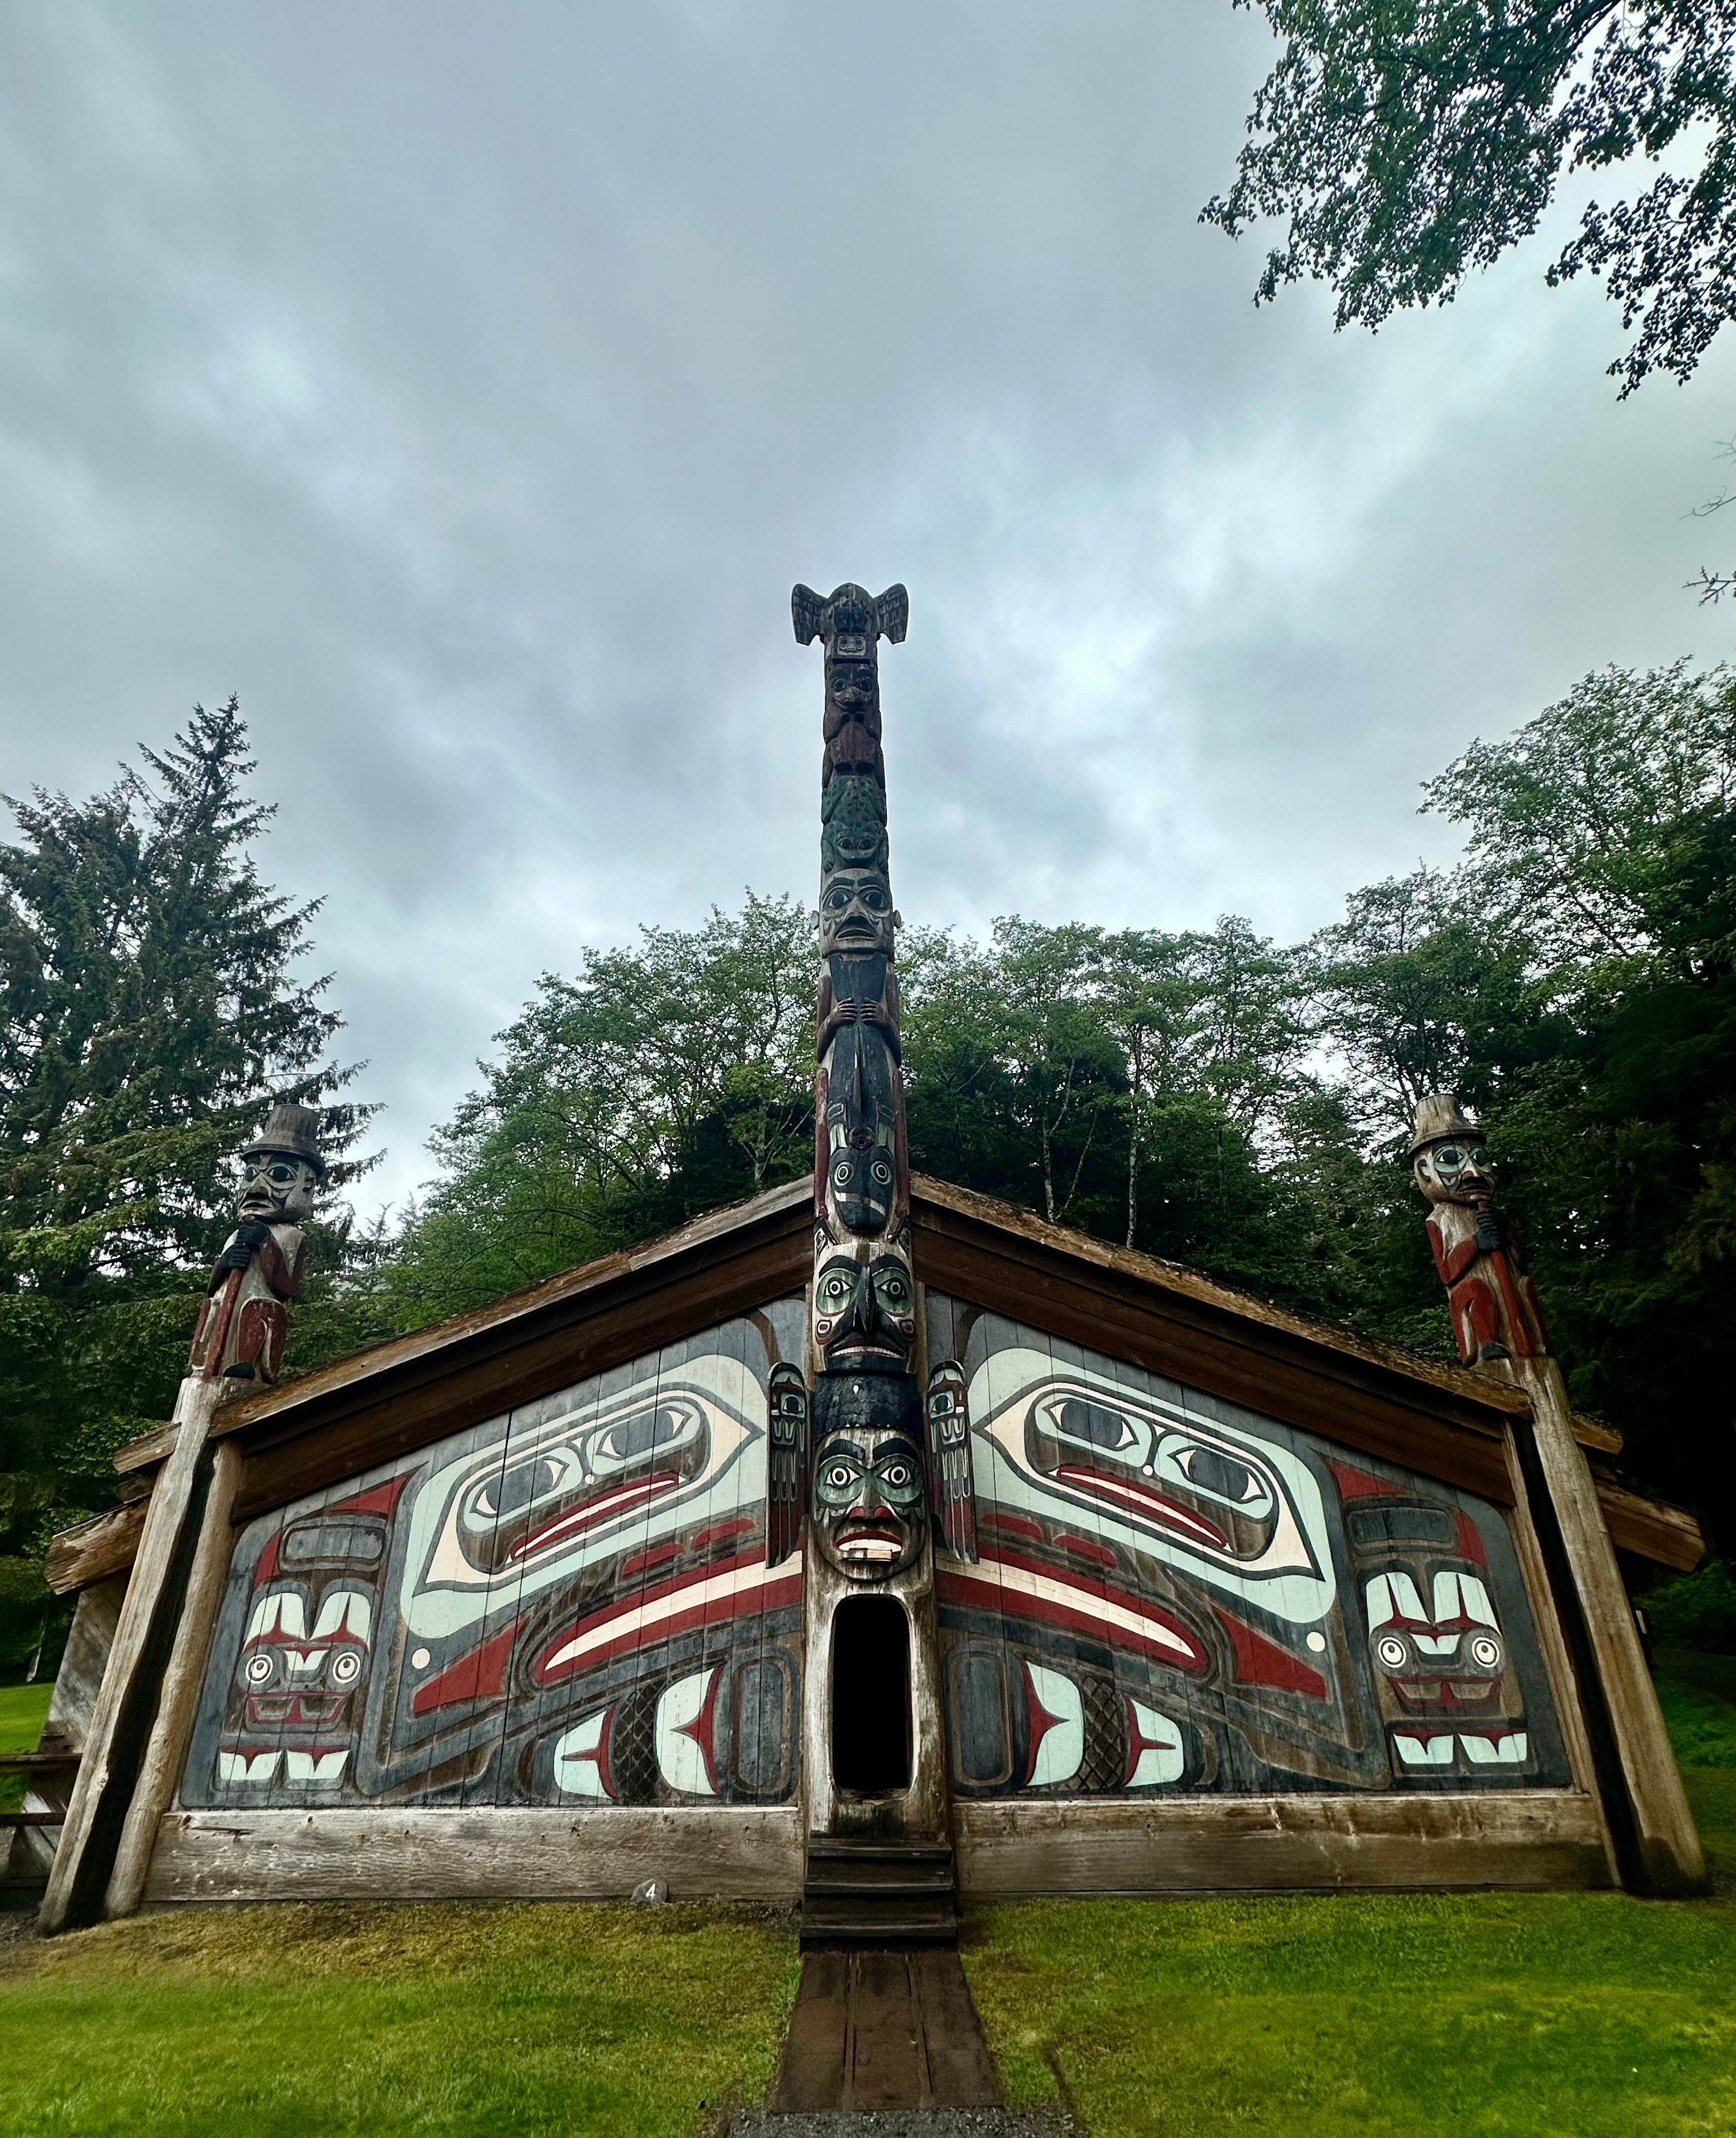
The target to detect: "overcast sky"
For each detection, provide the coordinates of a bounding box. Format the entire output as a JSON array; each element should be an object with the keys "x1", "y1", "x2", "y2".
[{"x1": 5, "y1": 2, "x2": 1735, "y2": 1211}]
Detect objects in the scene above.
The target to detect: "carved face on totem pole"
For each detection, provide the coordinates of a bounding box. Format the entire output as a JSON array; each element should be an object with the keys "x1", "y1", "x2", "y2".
[
  {"x1": 1412, "y1": 1134, "x2": 1495, "y2": 1207},
  {"x1": 809, "y1": 1365, "x2": 928, "y2": 1583},
  {"x1": 238, "y1": 1152, "x2": 322, "y2": 1225},
  {"x1": 819, "y1": 869, "x2": 899, "y2": 958},
  {"x1": 813, "y1": 1252, "x2": 917, "y2": 1371}
]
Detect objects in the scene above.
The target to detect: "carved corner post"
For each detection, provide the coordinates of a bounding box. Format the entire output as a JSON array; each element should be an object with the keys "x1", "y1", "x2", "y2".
[
  {"x1": 790, "y1": 582, "x2": 962, "y2": 1841},
  {"x1": 1410, "y1": 1096, "x2": 1706, "y2": 1896},
  {"x1": 39, "y1": 1107, "x2": 324, "y2": 1932}
]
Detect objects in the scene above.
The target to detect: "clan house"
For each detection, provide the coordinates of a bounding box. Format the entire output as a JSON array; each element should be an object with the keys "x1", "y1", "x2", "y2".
[{"x1": 18, "y1": 586, "x2": 1708, "y2": 1936}]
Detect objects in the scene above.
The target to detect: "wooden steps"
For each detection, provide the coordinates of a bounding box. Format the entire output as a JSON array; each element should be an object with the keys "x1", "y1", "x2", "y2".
[{"x1": 801, "y1": 1835, "x2": 959, "y2": 1946}]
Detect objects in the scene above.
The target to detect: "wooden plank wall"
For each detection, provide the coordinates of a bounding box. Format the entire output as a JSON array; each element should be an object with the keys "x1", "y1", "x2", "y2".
[
  {"x1": 925, "y1": 1297, "x2": 1583, "y2": 1816},
  {"x1": 175, "y1": 1307, "x2": 808, "y2": 1831}
]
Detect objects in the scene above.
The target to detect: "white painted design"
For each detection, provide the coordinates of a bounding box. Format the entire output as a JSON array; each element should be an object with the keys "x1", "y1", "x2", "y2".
[
  {"x1": 311, "y1": 1590, "x2": 372, "y2": 1641},
  {"x1": 538, "y1": 1558, "x2": 800, "y2": 1677},
  {"x1": 968, "y1": 1349, "x2": 1335, "y2": 1625},
  {"x1": 245, "y1": 1590, "x2": 307, "y2": 1640},
  {"x1": 654, "y1": 1668, "x2": 718, "y2": 1796},
  {"x1": 216, "y1": 1749, "x2": 281, "y2": 1785},
  {"x1": 941, "y1": 1559, "x2": 1198, "y2": 1663},
  {"x1": 552, "y1": 1710, "x2": 612, "y2": 1798},
  {"x1": 1125, "y1": 1697, "x2": 1184, "y2": 1787},
  {"x1": 1305, "y1": 1630, "x2": 1327, "y2": 1653},
  {"x1": 282, "y1": 1749, "x2": 349, "y2": 1783},
  {"x1": 404, "y1": 1353, "x2": 766, "y2": 1640},
  {"x1": 1393, "y1": 1733, "x2": 1457, "y2": 1767},
  {"x1": 1024, "y1": 1663, "x2": 1084, "y2": 1787},
  {"x1": 1460, "y1": 1731, "x2": 1528, "y2": 1765}
]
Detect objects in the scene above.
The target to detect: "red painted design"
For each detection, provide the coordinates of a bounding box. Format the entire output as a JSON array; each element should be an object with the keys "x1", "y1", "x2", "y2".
[
  {"x1": 692, "y1": 1517, "x2": 757, "y2": 1552},
  {"x1": 936, "y1": 1555, "x2": 1210, "y2": 1674},
  {"x1": 981, "y1": 1510, "x2": 1047, "y2": 1547},
  {"x1": 1328, "y1": 1461, "x2": 1392, "y2": 1504},
  {"x1": 1452, "y1": 1508, "x2": 1488, "y2": 1567},
  {"x1": 1211, "y1": 1607, "x2": 1327, "y2": 1698},
  {"x1": 619, "y1": 1540, "x2": 684, "y2": 1582},
  {"x1": 1053, "y1": 1532, "x2": 1117, "y2": 1569},
  {"x1": 532, "y1": 1553, "x2": 803, "y2": 1686},
  {"x1": 1053, "y1": 1465, "x2": 1228, "y2": 1548},
  {"x1": 1021, "y1": 1660, "x2": 1065, "y2": 1785},
  {"x1": 410, "y1": 1621, "x2": 520, "y2": 1715},
  {"x1": 327, "y1": 1477, "x2": 410, "y2": 1520}
]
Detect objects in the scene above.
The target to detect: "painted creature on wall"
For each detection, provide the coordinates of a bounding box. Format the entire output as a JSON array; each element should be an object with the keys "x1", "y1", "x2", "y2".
[
  {"x1": 1409, "y1": 1095, "x2": 1547, "y2": 1366},
  {"x1": 923, "y1": 1298, "x2": 1568, "y2": 1800},
  {"x1": 183, "y1": 1308, "x2": 809, "y2": 1809},
  {"x1": 188, "y1": 1103, "x2": 324, "y2": 1386}
]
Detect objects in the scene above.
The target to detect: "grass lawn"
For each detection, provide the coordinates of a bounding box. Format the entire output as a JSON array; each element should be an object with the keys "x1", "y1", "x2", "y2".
[
  {"x1": 0, "y1": 1901, "x2": 798, "y2": 2138},
  {"x1": 0, "y1": 1682, "x2": 52, "y2": 1814},
  {"x1": 963, "y1": 1650, "x2": 1736, "y2": 2138}
]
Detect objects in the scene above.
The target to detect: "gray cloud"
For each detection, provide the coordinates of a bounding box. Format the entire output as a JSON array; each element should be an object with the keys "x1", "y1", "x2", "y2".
[{"x1": 4, "y1": 0, "x2": 1734, "y2": 1209}]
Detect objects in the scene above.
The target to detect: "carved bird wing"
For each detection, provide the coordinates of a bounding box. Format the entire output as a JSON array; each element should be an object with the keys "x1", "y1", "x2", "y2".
[
  {"x1": 765, "y1": 1362, "x2": 809, "y2": 1566},
  {"x1": 792, "y1": 583, "x2": 827, "y2": 646},
  {"x1": 875, "y1": 584, "x2": 909, "y2": 644},
  {"x1": 924, "y1": 1359, "x2": 978, "y2": 1563}
]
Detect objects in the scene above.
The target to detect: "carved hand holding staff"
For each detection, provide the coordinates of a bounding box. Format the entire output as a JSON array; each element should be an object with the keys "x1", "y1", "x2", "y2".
[
  {"x1": 188, "y1": 1103, "x2": 325, "y2": 1386},
  {"x1": 1409, "y1": 1095, "x2": 1545, "y2": 1366}
]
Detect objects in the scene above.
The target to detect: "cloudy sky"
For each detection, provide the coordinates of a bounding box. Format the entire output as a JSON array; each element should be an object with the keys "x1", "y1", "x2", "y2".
[{"x1": 5, "y1": 2, "x2": 1735, "y2": 1211}]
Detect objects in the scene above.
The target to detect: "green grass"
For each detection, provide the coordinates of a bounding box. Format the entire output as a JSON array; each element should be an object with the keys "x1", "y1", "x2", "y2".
[
  {"x1": 0, "y1": 1901, "x2": 799, "y2": 2138},
  {"x1": 962, "y1": 1651, "x2": 1736, "y2": 2137},
  {"x1": 0, "y1": 1682, "x2": 51, "y2": 1814}
]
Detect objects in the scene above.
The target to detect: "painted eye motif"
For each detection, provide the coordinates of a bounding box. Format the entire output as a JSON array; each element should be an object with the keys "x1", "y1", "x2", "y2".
[
  {"x1": 870, "y1": 1159, "x2": 893, "y2": 1186},
  {"x1": 1468, "y1": 1633, "x2": 1503, "y2": 1672},
  {"x1": 328, "y1": 1648, "x2": 365, "y2": 1688},
  {"x1": 1375, "y1": 1633, "x2": 1411, "y2": 1672},
  {"x1": 242, "y1": 1649, "x2": 277, "y2": 1687},
  {"x1": 1049, "y1": 1397, "x2": 1138, "y2": 1451}
]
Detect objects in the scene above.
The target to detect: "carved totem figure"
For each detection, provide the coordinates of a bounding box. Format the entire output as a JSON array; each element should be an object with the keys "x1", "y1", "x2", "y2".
[
  {"x1": 1409, "y1": 1095, "x2": 1545, "y2": 1366},
  {"x1": 792, "y1": 580, "x2": 963, "y2": 1574},
  {"x1": 188, "y1": 1103, "x2": 324, "y2": 1385}
]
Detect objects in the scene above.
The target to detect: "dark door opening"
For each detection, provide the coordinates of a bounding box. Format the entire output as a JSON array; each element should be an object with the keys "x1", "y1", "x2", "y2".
[{"x1": 830, "y1": 1595, "x2": 911, "y2": 1794}]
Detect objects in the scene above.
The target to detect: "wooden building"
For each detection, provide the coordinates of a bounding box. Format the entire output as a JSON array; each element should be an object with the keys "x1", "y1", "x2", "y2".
[
  {"x1": 15, "y1": 581, "x2": 1708, "y2": 1927},
  {"x1": 17, "y1": 1172, "x2": 1706, "y2": 1920}
]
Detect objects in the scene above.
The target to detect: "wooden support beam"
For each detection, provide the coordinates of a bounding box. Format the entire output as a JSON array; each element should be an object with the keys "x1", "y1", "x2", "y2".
[
  {"x1": 144, "y1": 1806, "x2": 805, "y2": 1904},
  {"x1": 104, "y1": 1439, "x2": 242, "y2": 1920},
  {"x1": 44, "y1": 1504, "x2": 149, "y2": 1597},
  {"x1": 37, "y1": 1377, "x2": 225, "y2": 1934},
  {"x1": 1507, "y1": 1355, "x2": 1706, "y2": 1896}
]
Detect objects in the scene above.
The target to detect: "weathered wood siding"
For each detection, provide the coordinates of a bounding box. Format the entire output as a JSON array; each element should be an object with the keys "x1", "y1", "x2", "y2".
[
  {"x1": 178, "y1": 1306, "x2": 807, "y2": 1816},
  {"x1": 926, "y1": 1298, "x2": 1574, "y2": 1806}
]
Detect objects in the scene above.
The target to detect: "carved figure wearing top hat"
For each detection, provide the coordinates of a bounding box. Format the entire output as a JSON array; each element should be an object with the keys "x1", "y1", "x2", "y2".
[
  {"x1": 1409, "y1": 1095, "x2": 1545, "y2": 1366},
  {"x1": 189, "y1": 1102, "x2": 325, "y2": 1386}
]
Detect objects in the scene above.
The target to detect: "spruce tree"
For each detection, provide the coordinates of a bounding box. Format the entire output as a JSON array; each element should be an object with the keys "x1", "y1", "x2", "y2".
[{"x1": 0, "y1": 698, "x2": 368, "y2": 1671}]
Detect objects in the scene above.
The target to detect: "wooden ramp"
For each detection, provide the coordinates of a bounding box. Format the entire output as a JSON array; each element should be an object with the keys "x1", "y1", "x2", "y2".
[{"x1": 773, "y1": 1947, "x2": 1001, "y2": 2113}]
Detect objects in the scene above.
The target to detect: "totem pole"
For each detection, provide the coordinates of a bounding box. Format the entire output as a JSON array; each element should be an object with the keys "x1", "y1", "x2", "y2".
[
  {"x1": 790, "y1": 580, "x2": 970, "y2": 1829},
  {"x1": 189, "y1": 1103, "x2": 325, "y2": 1385},
  {"x1": 1409, "y1": 1094, "x2": 1703, "y2": 1895},
  {"x1": 42, "y1": 1105, "x2": 326, "y2": 1931}
]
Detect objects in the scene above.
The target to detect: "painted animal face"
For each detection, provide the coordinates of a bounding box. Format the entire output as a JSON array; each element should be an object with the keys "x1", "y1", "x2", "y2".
[
  {"x1": 1413, "y1": 1137, "x2": 1494, "y2": 1206},
  {"x1": 812, "y1": 1427, "x2": 927, "y2": 1581},
  {"x1": 813, "y1": 1253, "x2": 914, "y2": 1368},
  {"x1": 403, "y1": 1360, "x2": 760, "y2": 1641},
  {"x1": 235, "y1": 1586, "x2": 372, "y2": 1729},
  {"x1": 826, "y1": 1136, "x2": 897, "y2": 1237},
  {"x1": 819, "y1": 869, "x2": 898, "y2": 956},
  {"x1": 237, "y1": 1153, "x2": 320, "y2": 1223},
  {"x1": 971, "y1": 1352, "x2": 1334, "y2": 1623},
  {"x1": 1366, "y1": 1570, "x2": 1506, "y2": 1713}
]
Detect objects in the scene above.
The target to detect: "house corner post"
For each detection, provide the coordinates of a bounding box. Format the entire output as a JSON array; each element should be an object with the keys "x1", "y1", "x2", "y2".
[
  {"x1": 1409, "y1": 1095, "x2": 1706, "y2": 1896},
  {"x1": 38, "y1": 1106, "x2": 325, "y2": 1932}
]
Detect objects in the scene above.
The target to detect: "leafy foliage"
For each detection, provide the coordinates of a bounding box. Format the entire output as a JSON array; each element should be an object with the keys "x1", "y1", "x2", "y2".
[
  {"x1": 1205, "y1": 2, "x2": 1736, "y2": 394},
  {"x1": 0, "y1": 701, "x2": 368, "y2": 1672}
]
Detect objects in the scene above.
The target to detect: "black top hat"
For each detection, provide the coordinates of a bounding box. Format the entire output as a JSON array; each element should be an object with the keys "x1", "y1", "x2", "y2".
[{"x1": 239, "y1": 1102, "x2": 326, "y2": 1177}]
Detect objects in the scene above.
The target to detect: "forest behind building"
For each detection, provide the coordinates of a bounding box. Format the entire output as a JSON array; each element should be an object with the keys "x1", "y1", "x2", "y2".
[{"x1": 2, "y1": 665, "x2": 1733, "y2": 1670}]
